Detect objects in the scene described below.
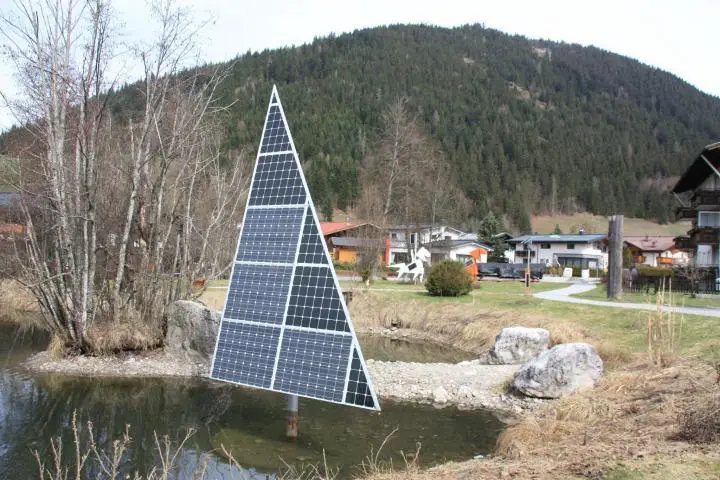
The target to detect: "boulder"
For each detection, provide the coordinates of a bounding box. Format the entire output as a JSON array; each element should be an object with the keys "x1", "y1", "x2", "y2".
[
  {"x1": 433, "y1": 386, "x2": 449, "y2": 404},
  {"x1": 165, "y1": 300, "x2": 221, "y2": 364},
  {"x1": 513, "y1": 343, "x2": 603, "y2": 398},
  {"x1": 488, "y1": 327, "x2": 550, "y2": 364}
]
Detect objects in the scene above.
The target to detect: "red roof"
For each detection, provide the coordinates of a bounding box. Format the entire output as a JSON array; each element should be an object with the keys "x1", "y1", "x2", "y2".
[
  {"x1": 320, "y1": 221, "x2": 369, "y2": 236},
  {"x1": 624, "y1": 236, "x2": 676, "y2": 252},
  {"x1": 0, "y1": 223, "x2": 24, "y2": 234}
]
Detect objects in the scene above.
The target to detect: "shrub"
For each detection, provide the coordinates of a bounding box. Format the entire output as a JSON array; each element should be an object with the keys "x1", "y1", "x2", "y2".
[
  {"x1": 425, "y1": 261, "x2": 472, "y2": 296},
  {"x1": 636, "y1": 264, "x2": 672, "y2": 277}
]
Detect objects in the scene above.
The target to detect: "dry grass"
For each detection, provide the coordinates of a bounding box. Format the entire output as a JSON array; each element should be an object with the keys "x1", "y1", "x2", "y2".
[
  {"x1": 85, "y1": 311, "x2": 164, "y2": 355},
  {"x1": 676, "y1": 365, "x2": 720, "y2": 444},
  {"x1": 646, "y1": 282, "x2": 683, "y2": 367},
  {"x1": 532, "y1": 213, "x2": 690, "y2": 237},
  {"x1": 36, "y1": 412, "x2": 425, "y2": 480},
  {"x1": 368, "y1": 359, "x2": 720, "y2": 480},
  {"x1": 0, "y1": 279, "x2": 40, "y2": 325},
  {"x1": 348, "y1": 291, "x2": 626, "y2": 369}
]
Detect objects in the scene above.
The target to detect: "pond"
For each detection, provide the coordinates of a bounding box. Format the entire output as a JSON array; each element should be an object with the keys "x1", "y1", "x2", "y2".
[{"x1": 0, "y1": 325, "x2": 503, "y2": 479}]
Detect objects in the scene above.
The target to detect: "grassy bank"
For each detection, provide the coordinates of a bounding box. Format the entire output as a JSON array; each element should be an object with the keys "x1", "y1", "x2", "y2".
[
  {"x1": 344, "y1": 282, "x2": 720, "y2": 479},
  {"x1": 532, "y1": 213, "x2": 690, "y2": 237},
  {"x1": 0, "y1": 280, "x2": 40, "y2": 325}
]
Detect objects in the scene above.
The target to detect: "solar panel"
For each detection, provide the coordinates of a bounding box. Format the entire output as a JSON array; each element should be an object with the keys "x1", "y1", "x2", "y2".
[{"x1": 210, "y1": 86, "x2": 380, "y2": 411}]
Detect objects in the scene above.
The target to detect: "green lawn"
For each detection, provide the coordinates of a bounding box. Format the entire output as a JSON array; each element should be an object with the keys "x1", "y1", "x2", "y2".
[
  {"x1": 200, "y1": 278, "x2": 720, "y2": 364},
  {"x1": 339, "y1": 278, "x2": 565, "y2": 293},
  {"x1": 572, "y1": 284, "x2": 720, "y2": 309},
  {"x1": 343, "y1": 281, "x2": 720, "y2": 363}
]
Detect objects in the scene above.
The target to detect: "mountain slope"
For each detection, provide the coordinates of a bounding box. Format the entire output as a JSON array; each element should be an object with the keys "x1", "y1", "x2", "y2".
[{"x1": 7, "y1": 24, "x2": 720, "y2": 230}]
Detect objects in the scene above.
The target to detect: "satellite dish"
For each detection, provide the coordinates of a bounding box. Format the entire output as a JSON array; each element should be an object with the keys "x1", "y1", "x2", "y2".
[{"x1": 210, "y1": 86, "x2": 380, "y2": 413}]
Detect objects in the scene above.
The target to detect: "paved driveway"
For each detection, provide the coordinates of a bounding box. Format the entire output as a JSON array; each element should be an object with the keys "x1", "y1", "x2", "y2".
[{"x1": 534, "y1": 283, "x2": 720, "y2": 318}]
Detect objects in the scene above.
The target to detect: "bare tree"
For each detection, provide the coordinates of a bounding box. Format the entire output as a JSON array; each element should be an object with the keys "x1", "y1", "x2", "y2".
[
  {"x1": 1, "y1": 0, "x2": 249, "y2": 352},
  {"x1": 359, "y1": 97, "x2": 468, "y2": 260}
]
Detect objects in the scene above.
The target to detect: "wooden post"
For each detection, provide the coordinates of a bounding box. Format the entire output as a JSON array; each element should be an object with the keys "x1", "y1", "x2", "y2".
[
  {"x1": 607, "y1": 215, "x2": 623, "y2": 299},
  {"x1": 286, "y1": 394, "x2": 299, "y2": 440},
  {"x1": 524, "y1": 239, "x2": 532, "y2": 294}
]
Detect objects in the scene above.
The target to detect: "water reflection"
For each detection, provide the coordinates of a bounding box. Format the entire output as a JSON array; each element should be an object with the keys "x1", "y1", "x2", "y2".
[{"x1": 0, "y1": 325, "x2": 502, "y2": 479}]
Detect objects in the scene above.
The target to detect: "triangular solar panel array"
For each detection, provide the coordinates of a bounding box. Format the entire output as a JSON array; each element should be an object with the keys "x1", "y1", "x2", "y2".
[{"x1": 210, "y1": 86, "x2": 380, "y2": 411}]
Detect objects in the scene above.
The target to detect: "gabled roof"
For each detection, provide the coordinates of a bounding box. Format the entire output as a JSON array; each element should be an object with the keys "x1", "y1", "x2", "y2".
[
  {"x1": 329, "y1": 237, "x2": 385, "y2": 248},
  {"x1": 387, "y1": 224, "x2": 466, "y2": 235},
  {"x1": 320, "y1": 221, "x2": 372, "y2": 236},
  {"x1": 624, "y1": 236, "x2": 676, "y2": 252},
  {"x1": 508, "y1": 234, "x2": 606, "y2": 244},
  {"x1": 673, "y1": 142, "x2": 720, "y2": 193},
  {"x1": 428, "y1": 239, "x2": 491, "y2": 251}
]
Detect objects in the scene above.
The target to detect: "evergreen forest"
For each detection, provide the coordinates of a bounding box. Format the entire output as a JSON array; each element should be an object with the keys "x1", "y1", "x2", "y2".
[{"x1": 6, "y1": 23, "x2": 720, "y2": 231}]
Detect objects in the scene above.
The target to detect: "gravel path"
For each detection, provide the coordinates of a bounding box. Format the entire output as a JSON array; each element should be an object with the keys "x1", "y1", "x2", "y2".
[
  {"x1": 535, "y1": 283, "x2": 720, "y2": 317},
  {"x1": 24, "y1": 351, "x2": 535, "y2": 414},
  {"x1": 367, "y1": 359, "x2": 535, "y2": 413}
]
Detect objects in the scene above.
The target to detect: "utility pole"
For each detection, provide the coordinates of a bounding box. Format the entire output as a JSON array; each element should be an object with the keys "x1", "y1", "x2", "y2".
[{"x1": 607, "y1": 215, "x2": 624, "y2": 299}]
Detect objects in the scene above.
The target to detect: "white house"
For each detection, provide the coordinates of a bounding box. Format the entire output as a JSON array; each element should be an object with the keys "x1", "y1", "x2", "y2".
[
  {"x1": 387, "y1": 225, "x2": 490, "y2": 265},
  {"x1": 508, "y1": 233, "x2": 608, "y2": 269},
  {"x1": 387, "y1": 225, "x2": 466, "y2": 264},
  {"x1": 624, "y1": 236, "x2": 688, "y2": 267},
  {"x1": 426, "y1": 239, "x2": 489, "y2": 264}
]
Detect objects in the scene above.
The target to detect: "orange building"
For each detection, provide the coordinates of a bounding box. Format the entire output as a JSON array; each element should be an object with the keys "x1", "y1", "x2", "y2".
[{"x1": 320, "y1": 221, "x2": 388, "y2": 264}]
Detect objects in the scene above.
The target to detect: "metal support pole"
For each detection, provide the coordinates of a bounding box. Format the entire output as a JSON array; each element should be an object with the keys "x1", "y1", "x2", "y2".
[{"x1": 286, "y1": 395, "x2": 299, "y2": 440}]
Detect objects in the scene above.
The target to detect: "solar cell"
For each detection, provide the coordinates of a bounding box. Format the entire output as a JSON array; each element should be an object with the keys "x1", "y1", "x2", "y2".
[
  {"x1": 210, "y1": 86, "x2": 380, "y2": 411},
  {"x1": 249, "y1": 153, "x2": 306, "y2": 206},
  {"x1": 236, "y1": 208, "x2": 304, "y2": 263},
  {"x1": 297, "y1": 210, "x2": 327, "y2": 264},
  {"x1": 274, "y1": 329, "x2": 351, "y2": 403}
]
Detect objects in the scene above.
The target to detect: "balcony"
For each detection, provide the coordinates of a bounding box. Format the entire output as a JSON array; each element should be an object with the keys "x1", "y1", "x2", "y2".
[
  {"x1": 674, "y1": 236, "x2": 694, "y2": 250},
  {"x1": 689, "y1": 227, "x2": 720, "y2": 245},
  {"x1": 692, "y1": 189, "x2": 720, "y2": 206},
  {"x1": 675, "y1": 206, "x2": 697, "y2": 220},
  {"x1": 656, "y1": 257, "x2": 675, "y2": 266}
]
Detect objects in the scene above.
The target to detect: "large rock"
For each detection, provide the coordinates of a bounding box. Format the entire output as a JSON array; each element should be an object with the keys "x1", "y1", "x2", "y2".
[
  {"x1": 165, "y1": 300, "x2": 221, "y2": 364},
  {"x1": 488, "y1": 326, "x2": 550, "y2": 364},
  {"x1": 513, "y1": 343, "x2": 603, "y2": 398}
]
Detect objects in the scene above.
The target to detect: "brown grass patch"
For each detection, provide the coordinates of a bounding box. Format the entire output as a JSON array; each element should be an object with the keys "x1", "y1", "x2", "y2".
[
  {"x1": 0, "y1": 279, "x2": 40, "y2": 326},
  {"x1": 676, "y1": 365, "x2": 720, "y2": 444},
  {"x1": 368, "y1": 359, "x2": 720, "y2": 480},
  {"x1": 85, "y1": 311, "x2": 163, "y2": 355},
  {"x1": 348, "y1": 291, "x2": 623, "y2": 368}
]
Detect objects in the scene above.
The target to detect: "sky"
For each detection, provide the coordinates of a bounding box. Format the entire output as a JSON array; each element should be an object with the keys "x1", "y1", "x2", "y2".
[{"x1": 0, "y1": 0, "x2": 719, "y2": 131}]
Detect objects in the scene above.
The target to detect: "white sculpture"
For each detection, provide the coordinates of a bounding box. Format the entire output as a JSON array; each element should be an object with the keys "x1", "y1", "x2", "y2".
[{"x1": 391, "y1": 247, "x2": 430, "y2": 284}]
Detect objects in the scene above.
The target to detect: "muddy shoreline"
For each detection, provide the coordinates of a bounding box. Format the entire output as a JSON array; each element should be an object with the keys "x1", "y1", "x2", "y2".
[{"x1": 23, "y1": 332, "x2": 539, "y2": 416}]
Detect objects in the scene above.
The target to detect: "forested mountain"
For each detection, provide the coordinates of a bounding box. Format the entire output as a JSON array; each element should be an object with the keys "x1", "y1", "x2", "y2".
[{"x1": 7, "y1": 24, "x2": 720, "y2": 230}]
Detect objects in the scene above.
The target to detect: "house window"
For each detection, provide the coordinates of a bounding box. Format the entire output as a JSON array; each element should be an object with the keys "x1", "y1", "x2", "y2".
[
  {"x1": 541, "y1": 243, "x2": 551, "y2": 249},
  {"x1": 567, "y1": 243, "x2": 576, "y2": 249},
  {"x1": 393, "y1": 252, "x2": 409, "y2": 264},
  {"x1": 558, "y1": 257, "x2": 588, "y2": 268},
  {"x1": 410, "y1": 233, "x2": 417, "y2": 245},
  {"x1": 391, "y1": 233, "x2": 398, "y2": 240},
  {"x1": 698, "y1": 211, "x2": 720, "y2": 228}
]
